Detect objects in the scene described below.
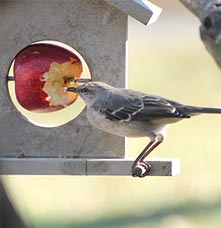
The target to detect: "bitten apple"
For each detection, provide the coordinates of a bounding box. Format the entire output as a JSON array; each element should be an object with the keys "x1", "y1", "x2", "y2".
[{"x1": 14, "y1": 43, "x2": 82, "y2": 112}]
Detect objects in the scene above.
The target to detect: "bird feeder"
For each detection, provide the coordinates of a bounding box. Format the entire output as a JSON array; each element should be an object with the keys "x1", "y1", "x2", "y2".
[{"x1": 0, "y1": 0, "x2": 179, "y2": 176}]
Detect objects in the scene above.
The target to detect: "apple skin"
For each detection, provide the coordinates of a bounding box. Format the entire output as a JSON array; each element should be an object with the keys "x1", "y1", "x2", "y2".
[{"x1": 14, "y1": 43, "x2": 82, "y2": 112}]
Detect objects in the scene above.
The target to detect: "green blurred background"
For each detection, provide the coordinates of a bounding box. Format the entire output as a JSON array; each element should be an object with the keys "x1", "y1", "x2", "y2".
[{"x1": 2, "y1": 0, "x2": 221, "y2": 227}]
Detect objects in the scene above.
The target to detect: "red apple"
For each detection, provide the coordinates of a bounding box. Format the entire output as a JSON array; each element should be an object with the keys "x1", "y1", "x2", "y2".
[{"x1": 14, "y1": 43, "x2": 82, "y2": 112}]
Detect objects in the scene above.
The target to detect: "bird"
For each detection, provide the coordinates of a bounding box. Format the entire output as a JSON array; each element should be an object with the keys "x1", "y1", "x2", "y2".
[{"x1": 67, "y1": 81, "x2": 221, "y2": 177}]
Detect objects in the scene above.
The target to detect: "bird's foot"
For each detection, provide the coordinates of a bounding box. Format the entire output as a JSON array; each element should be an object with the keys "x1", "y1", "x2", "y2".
[{"x1": 131, "y1": 161, "x2": 151, "y2": 178}]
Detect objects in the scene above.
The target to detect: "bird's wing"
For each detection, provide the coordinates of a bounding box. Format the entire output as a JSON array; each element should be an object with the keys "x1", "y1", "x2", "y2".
[{"x1": 104, "y1": 95, "x2": 189, "y2": 122}]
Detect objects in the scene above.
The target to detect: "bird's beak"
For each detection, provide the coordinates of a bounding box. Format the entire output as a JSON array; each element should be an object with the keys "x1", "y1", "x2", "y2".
[
  {"x1": 66, "y1": 78, "x2": 91, "y2": 93},
  {"x1": 66, "y1": 87, "x2": 78, "y2": 93}
]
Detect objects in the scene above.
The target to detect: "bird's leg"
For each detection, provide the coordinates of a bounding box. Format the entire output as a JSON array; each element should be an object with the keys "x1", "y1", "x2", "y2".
[
  {"x1": 131, "y1": 140, "x2": 155, "y2": 176},
  {"x1": 131, "y1": 134, "x2": 164, "y2": 178}
]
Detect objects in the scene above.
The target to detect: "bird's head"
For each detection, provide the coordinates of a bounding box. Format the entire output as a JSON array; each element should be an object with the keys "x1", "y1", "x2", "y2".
[{"x1": 67, "y1": 81, "x2": 113, "y2": 106}]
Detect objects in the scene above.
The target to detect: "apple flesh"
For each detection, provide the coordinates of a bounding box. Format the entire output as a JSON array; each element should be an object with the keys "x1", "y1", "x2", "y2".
[{"x1": 14, "y1": 43, "x2": 82, "y2": 112}]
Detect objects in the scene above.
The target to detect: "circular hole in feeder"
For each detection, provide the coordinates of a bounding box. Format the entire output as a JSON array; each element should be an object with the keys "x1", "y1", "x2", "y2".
[{"x1": 7, "y1": 40, "x2": 91, "y2": 127}]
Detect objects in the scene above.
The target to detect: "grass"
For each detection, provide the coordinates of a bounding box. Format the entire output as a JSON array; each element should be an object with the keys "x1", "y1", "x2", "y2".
[
  {"x1": 33, "y1": 198, "x2": 221, "y2": 228},
  {"x1": 2, "y1": 2, "x2": 221, "y2": 228}
]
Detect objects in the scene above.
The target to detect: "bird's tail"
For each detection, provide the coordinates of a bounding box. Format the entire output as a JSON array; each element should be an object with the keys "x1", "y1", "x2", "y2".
[{"x1": 186, "y1": 106, "x2": 221, "y2": 115}]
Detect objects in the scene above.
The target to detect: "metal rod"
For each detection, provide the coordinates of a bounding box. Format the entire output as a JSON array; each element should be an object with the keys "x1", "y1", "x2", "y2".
[
  {"x1": 69, "y1": 78, "x2": 92, "y2": 83},
  {"x1": 6, "y1": 76, "x2": 91, "y2": 83},
  {"x1": 7, "y1": 76, "x2": 14, "y2": 81}
]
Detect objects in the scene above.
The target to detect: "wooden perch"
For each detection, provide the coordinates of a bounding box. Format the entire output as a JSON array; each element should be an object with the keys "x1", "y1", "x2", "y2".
[
  {"x1": 179, "y1": 0, "x2": 221, "y2": 68},
  {"x1": 0, "y1": 158, "x2": 180, "y2": 177}
]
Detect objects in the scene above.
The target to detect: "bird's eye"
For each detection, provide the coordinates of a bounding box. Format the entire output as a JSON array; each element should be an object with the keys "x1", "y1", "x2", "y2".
[{"x1": 80, "y1": 88, "x2": 89, "y2": 95}]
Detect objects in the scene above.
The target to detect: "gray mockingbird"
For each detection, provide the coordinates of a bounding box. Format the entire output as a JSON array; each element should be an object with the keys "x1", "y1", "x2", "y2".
[{"x1": 67, "y1": 81, "x2": 221, "y2": 177}]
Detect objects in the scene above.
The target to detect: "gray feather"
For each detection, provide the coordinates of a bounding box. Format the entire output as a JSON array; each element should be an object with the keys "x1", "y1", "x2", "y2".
[{"x1": 99, "y1": 89, "x2": 190, "y2": 122}]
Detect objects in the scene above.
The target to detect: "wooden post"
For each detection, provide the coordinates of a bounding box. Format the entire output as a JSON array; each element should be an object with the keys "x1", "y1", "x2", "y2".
[{"x1": 0, "y1": 180, "x2": 27, "y2": 228}]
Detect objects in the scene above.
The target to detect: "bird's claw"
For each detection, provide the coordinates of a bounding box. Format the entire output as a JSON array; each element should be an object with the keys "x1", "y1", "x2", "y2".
[{"x1": 132, "y1": 161, "x2": 151, "y2": 178}]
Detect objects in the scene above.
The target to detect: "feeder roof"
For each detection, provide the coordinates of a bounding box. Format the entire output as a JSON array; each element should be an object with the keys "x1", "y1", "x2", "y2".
[{"x1": 104, "y1": 0, "x2": 162, "y2": 25}]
